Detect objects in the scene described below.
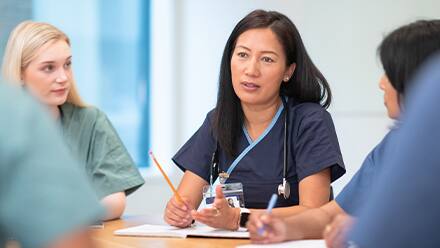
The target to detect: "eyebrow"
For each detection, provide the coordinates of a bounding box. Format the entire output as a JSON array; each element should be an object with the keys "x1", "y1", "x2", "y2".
[
  {"x1": 236, "y1": 45, "x2": 279, "y2": 57},
  {"x1": 39, "y1": 56, "x2": 72, "y2": 64}
]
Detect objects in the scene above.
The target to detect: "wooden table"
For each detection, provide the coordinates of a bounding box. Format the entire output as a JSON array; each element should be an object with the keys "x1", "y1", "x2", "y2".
[{"x1": 91, "y1": 215, "x2": 251, "y2": 248}]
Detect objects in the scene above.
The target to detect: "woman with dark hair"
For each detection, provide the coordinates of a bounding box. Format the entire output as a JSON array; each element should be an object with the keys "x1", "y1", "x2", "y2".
[
  {"x1": 165, "y1": 9, "x2": 346, "y2": 230},
  {"x1": 247, "y1": 19, "x2": 440, "y2": 246}
]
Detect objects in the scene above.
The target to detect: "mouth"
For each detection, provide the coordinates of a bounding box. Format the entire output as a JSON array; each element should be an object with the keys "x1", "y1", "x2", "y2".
[
  {"x1": 51, "y1": 88, "x2": 67, "y2": 94},
  {"x1": 241, "y1": 81, "x2": 260, "y2": 90}
]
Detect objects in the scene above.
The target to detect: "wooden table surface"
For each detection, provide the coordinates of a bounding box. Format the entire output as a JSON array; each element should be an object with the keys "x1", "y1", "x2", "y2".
[{"x1": 91, "y1": 215, "x2": 251, "y2": 248}]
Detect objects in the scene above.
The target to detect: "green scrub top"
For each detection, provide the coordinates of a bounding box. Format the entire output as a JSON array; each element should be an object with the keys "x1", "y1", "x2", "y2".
[
  {"x1": 0, "y1": 83, "x2": 103, "y2": 248},
  {"x1": 59, "y1": 103, "x2": 145, "y2": 199}
]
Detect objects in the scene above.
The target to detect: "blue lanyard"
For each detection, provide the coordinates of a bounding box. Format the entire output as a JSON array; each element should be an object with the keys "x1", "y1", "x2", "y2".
[{"x1": 213, "y1": 103, "x2": 284, "y2": 186}]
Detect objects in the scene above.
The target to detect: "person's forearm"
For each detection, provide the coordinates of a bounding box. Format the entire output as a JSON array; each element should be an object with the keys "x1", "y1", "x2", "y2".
[
  {"x1": 270, "y1": 205, "x2": 310, "y2": 218},
  {"x1": 176, "y1": 171, "x2": 207, "y2": 209},
  {"x1": 283, "y1": 208, "x2": 333, "y2": 240},
  {"x1": 101, "y1": 192, "x2": 126, "y2": 221}
]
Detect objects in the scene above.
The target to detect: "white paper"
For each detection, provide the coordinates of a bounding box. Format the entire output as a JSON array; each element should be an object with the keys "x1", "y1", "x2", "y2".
[
  {"x1": 114, "y1": 224, "x2": 249, "y2": 239},
  {"x1": 237, "y1": 239, "x2": 326, "y2": 248}
]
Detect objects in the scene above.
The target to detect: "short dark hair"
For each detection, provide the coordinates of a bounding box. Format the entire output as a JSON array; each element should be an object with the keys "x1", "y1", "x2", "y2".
[
  {"x1": 214, "y1": 9, "x2": 332, "y2": 157},
  {"x1": 379, "y1": 20, "x2": 440, "y2": 99}
]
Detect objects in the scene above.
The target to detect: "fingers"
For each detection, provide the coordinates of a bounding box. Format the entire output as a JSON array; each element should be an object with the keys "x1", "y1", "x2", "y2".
[
  {"x1": 164, "y1": 196, "x2": 193, "y2": 227},
  {"x1": 215, "y1": 184, "x2": 225, "y2": 199},
  {"x1": 194, "y1": 207, "x2": 220, "y2": 218},
  {"x1": 256, "y1": 214, "x2": 272, "y2": 237},
  {"x1": 191, "y1": 207, "x2": 220, "y2": 224},
  {"x1": 165, "y1": 207, "x2": 190, "y2": 226},
  {"x1": 248, "y1": 212, "x2": 271, "y2": 243},
  {"x1": 191, "y1": 208, "x2": 224, "y2": 227},
  {"x1": 323, "y1": 224, "x2": 337, "y2": 248},
  {"x1": 213, "y1": 185, "x2": 233, "y2": 213},
  {"x1": 323, "y1": 214, "x2": 353, "y2": 248},
  {"x1": 191, "y1": 209, "x2": 215, "y2": 226},
  {"x1": 247, "y1": 212, "x2": 264, "y2": 233},
  {"x1": 248, "y1": 212, "x2": 287, "y2": 244},
  {"x1": 192, "y1": 205, "x2": 238, "y2": 230}
]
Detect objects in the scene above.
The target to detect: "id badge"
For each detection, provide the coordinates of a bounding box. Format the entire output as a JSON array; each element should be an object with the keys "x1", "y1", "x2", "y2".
[{"x1": 202, "y1": 182, "x2": 245, "y2": 208}]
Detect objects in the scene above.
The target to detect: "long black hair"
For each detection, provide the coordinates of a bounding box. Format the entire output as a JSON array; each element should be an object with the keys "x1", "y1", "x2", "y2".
[
  {"x1": 379, "y1": 20, "x2": 440, "y2": 101},
  {"x1": 214, "y1": 9, "x2": 331, "y2": 158}
]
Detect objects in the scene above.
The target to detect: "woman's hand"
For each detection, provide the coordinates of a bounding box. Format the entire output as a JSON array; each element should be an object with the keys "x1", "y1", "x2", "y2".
[
  {"x1": 164, "y1": 195, "x2": 193, "y2": 228},
  {"x1": 191, "y1": 185, "x2": 240, "y2": 230},
  {"x1": 247, "y1": 211, "x2": 288, "y2": 244},
  {"x1": 323, "y1": 214, "x2": 356, "y2": 248}
]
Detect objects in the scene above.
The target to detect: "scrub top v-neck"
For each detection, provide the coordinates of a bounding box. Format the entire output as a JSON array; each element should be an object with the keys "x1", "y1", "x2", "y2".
[{"x1": 173, "y1": 98, "x2": 345, "y2": 209}]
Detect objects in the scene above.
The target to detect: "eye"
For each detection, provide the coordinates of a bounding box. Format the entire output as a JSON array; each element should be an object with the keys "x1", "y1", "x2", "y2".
[
  {"x1": 236, "y1": 52, "x2": 248, "y2": 58},
  {"x1": 64, "y1": 60, "x2": 72, "y2": 69},
  {"x1": 262, "y1": 56, "x2": 275, "y2": 63},
  {"x1": 42, "y1": 65, "x2": 55, "y2": 72}
]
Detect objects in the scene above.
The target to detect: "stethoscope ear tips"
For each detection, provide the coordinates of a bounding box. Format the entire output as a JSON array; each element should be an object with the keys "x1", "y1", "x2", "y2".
[{"x1": 278, "y1": 179, "x2": 291, "y2": 199}]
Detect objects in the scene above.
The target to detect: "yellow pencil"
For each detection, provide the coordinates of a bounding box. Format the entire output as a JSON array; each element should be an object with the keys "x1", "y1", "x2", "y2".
[{"x1": 148, "y1": 150, "x2": 185, "y2": 204}]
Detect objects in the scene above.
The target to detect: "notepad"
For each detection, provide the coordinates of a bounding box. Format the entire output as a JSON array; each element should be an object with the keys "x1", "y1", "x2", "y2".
[
  {"x1": 237, "y1": 239, "x2": 325, "y2": 248},
  {"x1": 114, "y1": 224, "x2": 249, "y2": 239}
]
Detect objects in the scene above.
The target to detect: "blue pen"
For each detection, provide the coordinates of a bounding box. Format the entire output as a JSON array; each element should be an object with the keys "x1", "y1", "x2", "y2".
[{"x1": 258, "y1": 193, "x2": 278, "y2": 236}]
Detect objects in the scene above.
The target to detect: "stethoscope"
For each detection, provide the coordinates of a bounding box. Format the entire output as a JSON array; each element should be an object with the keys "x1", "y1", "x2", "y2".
[
  {"x1": 278, "y1": 96, "x2": 290, "y2": 199},
  {"x1": 209, "y1": 96, "x2": 291, "y2": 199}
]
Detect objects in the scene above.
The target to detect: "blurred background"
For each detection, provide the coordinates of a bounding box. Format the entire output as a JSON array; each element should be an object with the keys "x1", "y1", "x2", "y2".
[{"x1": 1, "y1": 0, "x2": 439, "y2": 216}]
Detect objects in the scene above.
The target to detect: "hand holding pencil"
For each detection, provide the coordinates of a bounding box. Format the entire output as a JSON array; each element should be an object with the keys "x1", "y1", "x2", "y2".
[
  {"x1": 149, "y1": 151, "x2": 194, "y2": 228},
  {"x1": 164, "y1": 194, "x2": 194, "y2": 228},
  {"x1": 247, "y1": 195, "x2": 288, "y2": 244}
]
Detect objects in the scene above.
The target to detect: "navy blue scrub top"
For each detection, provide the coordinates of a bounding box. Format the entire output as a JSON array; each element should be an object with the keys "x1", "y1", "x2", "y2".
[
  {"x1": 335, "y1": 128, "x2": 397, "y2": 216},
  {"x1": 173, "y1": 98, "x2": 346, "y2": 209}
]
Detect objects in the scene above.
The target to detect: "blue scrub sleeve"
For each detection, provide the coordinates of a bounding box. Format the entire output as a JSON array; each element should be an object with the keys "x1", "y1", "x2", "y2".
[
  {"x1": 293, "y1": 105, "x2": 345, "y2": 182},
  {"x1": 335, "y1": 130, "x2": 394, "y2": 215},
  {"x1": 335, "y1": 154, "x2": 375, "y2": 215},
  {"x1": 172, "y1": 112, "x2": 217, "y2": 183}
]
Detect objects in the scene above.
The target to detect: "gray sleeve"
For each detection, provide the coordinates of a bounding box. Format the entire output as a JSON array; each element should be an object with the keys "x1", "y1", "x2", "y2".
[{"x1": 0, "y1": 86, "x2": 103, "y2": 248}]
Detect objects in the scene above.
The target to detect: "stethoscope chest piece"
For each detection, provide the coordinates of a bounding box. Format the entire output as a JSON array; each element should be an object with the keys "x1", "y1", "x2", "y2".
[{"x1": 278, "y1": 178, "x2": 290, "y2": 199}]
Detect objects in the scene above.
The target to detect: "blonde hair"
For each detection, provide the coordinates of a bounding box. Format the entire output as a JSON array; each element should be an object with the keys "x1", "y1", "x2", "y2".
[{"x1": 1, "y1": 20, "x2": 86, "y2": 107}]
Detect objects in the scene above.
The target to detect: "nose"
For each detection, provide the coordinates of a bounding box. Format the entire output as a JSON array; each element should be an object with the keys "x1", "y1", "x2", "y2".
[
  {"x1": 244, "y1": 58, "x2": 260, "y2": 77},
  {"x1": 56, "y1": 68, "x2": 68, "y2": 83}
]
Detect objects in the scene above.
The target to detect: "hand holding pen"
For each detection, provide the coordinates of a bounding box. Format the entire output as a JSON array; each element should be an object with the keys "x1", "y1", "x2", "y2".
[
  {"x1": 247, "y1": 194, "x2": 289, "y2": 244},
  {"x1": 258, "y1": 194, "x2": 278, "y2": 235}
]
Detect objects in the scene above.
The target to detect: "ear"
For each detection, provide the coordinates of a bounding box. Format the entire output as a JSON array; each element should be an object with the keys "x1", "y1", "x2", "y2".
[{"x1": 283, "y1": 63, "x2": 296, "y2": 82}]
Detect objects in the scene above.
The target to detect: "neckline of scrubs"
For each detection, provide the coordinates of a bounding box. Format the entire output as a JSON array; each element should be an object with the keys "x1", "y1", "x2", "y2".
[
  {"x1": 57, "y1": 104, "x2": 66, "y2": 127},
  {"x1": 213, "y1": 103, "x2": 284, "y2": 186}
]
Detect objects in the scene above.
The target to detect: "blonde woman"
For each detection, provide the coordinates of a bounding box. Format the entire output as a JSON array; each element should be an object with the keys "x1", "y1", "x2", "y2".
[{"x1": 2, "y1": 21, "x2": 145, "y2": 221}]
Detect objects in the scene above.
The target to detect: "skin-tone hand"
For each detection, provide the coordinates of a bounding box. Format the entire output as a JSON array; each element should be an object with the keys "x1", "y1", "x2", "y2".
[
  {"x1": 323, "y1": 214, "x2": 356, "y2": 248},
  {"x1": 191, "y1": 185, "x2": 240, "y2": 230},
  {"x1": 164, "y1": 195, "x2": 193, "y2": 228},
  {"x1": 247, "y1": 211, "x2": 288, "y2": 244}
]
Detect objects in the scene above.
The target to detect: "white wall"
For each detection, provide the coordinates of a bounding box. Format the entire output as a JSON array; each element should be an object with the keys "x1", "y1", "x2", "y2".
[{"x1": 126, "y1": 0, "x2": 440, "y2": 215}]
